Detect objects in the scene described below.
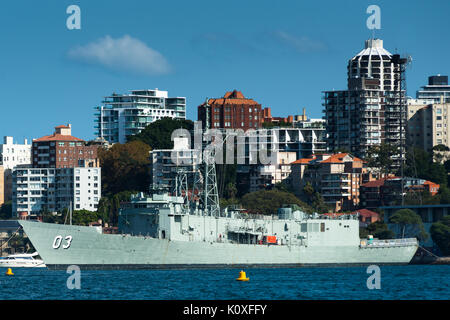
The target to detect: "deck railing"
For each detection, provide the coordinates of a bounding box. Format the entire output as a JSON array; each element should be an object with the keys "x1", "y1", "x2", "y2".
[{"x1": 360, "y1": 238, "x2": 418, "y2": 248}]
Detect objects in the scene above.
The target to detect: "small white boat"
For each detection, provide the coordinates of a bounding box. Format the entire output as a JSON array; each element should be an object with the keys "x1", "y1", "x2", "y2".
[{"x1": 0, "y1": 252, "x2": 46, "y2": 268}]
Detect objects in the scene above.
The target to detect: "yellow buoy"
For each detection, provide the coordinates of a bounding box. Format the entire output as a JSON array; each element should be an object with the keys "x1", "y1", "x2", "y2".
[
  {"x1": 5, "y1": 268, "x2": 14, "y2": 276},
  {"x1": 236, "y1": 270, "x2": 249, "y2": 281}
]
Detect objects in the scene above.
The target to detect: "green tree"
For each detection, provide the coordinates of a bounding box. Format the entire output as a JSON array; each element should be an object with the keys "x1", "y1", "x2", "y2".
[
  {"x1": 403, "y1": 190, "x2": 439, "y2": 206},
  {"x1": 216, "y1": 164, "x2": 237, "y2": 199},
  {"x1": 224, "y1": 182, "x2": 237, "y2": 199},
  {"x1": 389, "y1": 209, "x2": 428, "y2": 241},
  {"x1": 405, "y1": 147, "x2": 448, "y2": 187},
  {"x1": 71, "y1": 210, "x2": 102, "y2": 226},
  {"x1": 444, "y1": 160, "x2": 450, "y2": 173},
  {"x1": 241, "y1": 189, "x2": 312, "y2": 215},
  {"x1": 41, "y1": 208, "x2": 64, "y2": 224},
  {"x1": 0, "y1": 201, "x2": 12, "y2": 220},
  {"x1": 98, "y1": 140, "x2": 151, "y2": 195},
  {"x1": 366, "y1": 143, "x2": 400, "y2": 176},
  {"x1": 128, "y1": 118, "x2": 194, "y2": 149},
  {"x1": 437, "y1": 186, "x2": 450, "y2": 204},
  {"x1": 430, "y1": 216, "x2": 450, "y2": 256},
  {"x1": 298, "y1": 182, "x2": 330, "y2": 214},
  {"x1": 261, "y1": 121, "x2": 292, "y2": 129},
  {"x1": 360, "y1": 221, "x2": 395, "y2": 240},
  {"x1": 96, "y1": 190, "x2": 135, "y2": 226}
]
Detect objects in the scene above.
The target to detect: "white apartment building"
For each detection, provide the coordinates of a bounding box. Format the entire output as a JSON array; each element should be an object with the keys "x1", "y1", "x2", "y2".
[
  {"x1": 95, "y1": 88, "x2": 186, "y2": 144},
  {"x1": 0, "y1": 136, "x2": 31, "y2": 170},
  {"x1": 0, "y1": 136, "x2": 32, "y2": 206},
  {"x1": 12, "y1": 166, "x2": 101, "y2": 218}
]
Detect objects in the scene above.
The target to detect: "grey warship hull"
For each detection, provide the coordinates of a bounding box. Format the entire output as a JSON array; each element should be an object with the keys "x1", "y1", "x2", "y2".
[{"x1": 19, "y1": 220, "x2": 418, "y2": 270}]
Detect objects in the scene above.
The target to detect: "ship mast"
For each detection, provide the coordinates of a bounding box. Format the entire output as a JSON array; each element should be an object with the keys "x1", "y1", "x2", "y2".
[{"x1": 201, "y1": 98, "x2": 221, "y2": 217}]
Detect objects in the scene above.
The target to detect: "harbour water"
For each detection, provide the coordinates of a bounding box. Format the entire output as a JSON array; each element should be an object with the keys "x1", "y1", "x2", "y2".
[{"x1": 0, "y1": 265, "x2": 448, "y2": 300}]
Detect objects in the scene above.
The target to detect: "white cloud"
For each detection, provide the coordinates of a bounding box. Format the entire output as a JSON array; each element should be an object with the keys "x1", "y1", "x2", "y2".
[
  {"x1": 271, "y1": 31, "x2": 327, "y2": 53},
  {"x1": 67, "y1": 35, "x2": 171, "y2": 75}
]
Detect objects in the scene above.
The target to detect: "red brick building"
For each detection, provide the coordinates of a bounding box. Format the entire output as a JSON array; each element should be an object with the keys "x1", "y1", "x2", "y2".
[
  {"x1": 32, "y1": 124, "x2": 99, "y2": 168},
  {"x1": 198, "y1": 90, "x2": 262, "y2": 130}
]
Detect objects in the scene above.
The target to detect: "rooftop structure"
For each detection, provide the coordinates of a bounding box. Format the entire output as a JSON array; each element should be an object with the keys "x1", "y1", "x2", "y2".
[{"x1": 416, "y1": 75, "x2": 450, "y2": 104}]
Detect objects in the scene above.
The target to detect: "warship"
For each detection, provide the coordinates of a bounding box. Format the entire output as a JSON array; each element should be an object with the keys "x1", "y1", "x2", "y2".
[
  {"x1": 19, "y1": 193, "x2": 418, "y2": 270},
  {"x1": 18, "y1": 108, "x2": 418, "y2": 269}
]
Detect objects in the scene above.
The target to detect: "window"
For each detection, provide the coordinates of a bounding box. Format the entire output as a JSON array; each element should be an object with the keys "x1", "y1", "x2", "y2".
[{"x1": 59, "y1": 142, "x2": 65, "y2": 146}]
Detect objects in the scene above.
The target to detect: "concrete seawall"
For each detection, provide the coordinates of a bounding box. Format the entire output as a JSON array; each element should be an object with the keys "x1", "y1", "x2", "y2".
[{"x1": 431, "y1": 257, "x2": 450, "y2": 265}]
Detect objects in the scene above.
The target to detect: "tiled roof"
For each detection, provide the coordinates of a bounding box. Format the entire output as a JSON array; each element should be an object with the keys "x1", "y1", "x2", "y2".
[
  {"x1": 224, "y1": 90, "x2": 245, "y2": 99},
  {"x1": 351, "y1": 208, "x2": 380, "y2": 218},
  {"x1": 34, "y1": 134, "x2": 84, "y2": 142},
  {"x1": 207, "y1": 90, "x2": 260, "y2": 106},
  {"x1": 319, "y1": 153, "x2": 350, "y2": 164},
  {"x1": 290, "y1": 158, "x2": 315, "y2": 165},
  {"x1": 361, "y1": 176, "x2": 399, "y2": 188},
  {"x1": 290, "y1": 153, "x2": 364, "y2": 165}
]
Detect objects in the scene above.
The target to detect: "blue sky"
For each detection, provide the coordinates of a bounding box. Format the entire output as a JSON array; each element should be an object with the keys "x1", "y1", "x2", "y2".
[{"x1": 1, "y1": 0, "x2": 449, "y2": 142}]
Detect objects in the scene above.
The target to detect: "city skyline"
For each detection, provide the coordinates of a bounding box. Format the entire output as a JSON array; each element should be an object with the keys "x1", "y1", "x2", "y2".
[{"x1": 1, "y1": 0, "x2": 449, "y2": 141}]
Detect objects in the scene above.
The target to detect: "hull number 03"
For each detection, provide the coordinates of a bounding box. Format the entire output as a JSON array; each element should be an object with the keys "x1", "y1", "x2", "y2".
[{"x1": 52, "y1": 235, "x2": 73, "y2": 249}]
